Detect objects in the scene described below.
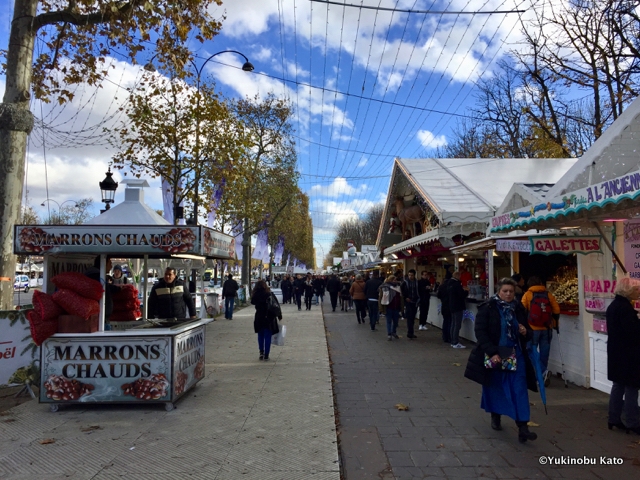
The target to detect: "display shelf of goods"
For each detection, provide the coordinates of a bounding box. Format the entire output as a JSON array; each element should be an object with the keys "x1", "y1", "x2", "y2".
[{"x1": 548, "y1": 266, "x2": 579, "y2": 312}]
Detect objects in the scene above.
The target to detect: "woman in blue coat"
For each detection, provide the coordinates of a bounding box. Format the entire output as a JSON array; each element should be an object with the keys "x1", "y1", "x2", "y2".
[
  {"x1": 606, "y1": 277, "x2": 640, "y2": 434},
  {"x1": 464, "y1": 278, "x2": 538, "y2": 443}
]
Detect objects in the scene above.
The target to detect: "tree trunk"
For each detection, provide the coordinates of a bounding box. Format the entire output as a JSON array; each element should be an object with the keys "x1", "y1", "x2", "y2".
[
  {"x1": 0, "y1": 0, "x2": 37, "y2": 310},
  {"x1": 241, "y1": 218, "x2": 250, "y2": 287}
]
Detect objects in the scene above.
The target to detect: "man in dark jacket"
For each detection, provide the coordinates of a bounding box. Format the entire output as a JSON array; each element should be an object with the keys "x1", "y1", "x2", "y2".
[
  {"x1": 401, "y1": 269, "x2": 420, "y2": 339},
  {"x1": 293, "y1": 274, "x2": 305, "y2": 311},
  {"x1": 417, "y1": 270, "x2": 432, "y2": 331},
  {"x1": 364, "y1": 270, "x2": 383, "y2": 331},
  {"x1": 281, "y1": 275, "x2": 291, "y2": 304},
  {"x1": 448, "y1": 271, "x2": 468, "y2": 348},
  {"x1": 437, "y1": 277, "x2": 452, "y2": 343},
  {"x1": 148, "y1": 267, "x2": 196, "y2": 319},
  {"x1": 326, "y1": 274, "x2": 341, "y2": 312},
  {"x1": 222, "y1": 274, "x2": 240, "y2": 320}
]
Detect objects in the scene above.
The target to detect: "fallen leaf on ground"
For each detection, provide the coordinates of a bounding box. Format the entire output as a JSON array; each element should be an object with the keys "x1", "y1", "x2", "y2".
[
  {"x1": 39, "y1": 438, "x2": 55, "y2": 445},
  {"x1": 437, "y1": 444, "x2": 444, "y2": 448},
  {"x1": 81, "y1": 425, "x2": 101, "y2": 432},
  {"x1": 394, "y1": 403, "x2": 409, "y2": 411},
  {"x1": 452, "y1": 363, "x2": 461, "y2": 367},
  {"x1": 527, "y1": 421, "x2": 540, "y2": 427}
]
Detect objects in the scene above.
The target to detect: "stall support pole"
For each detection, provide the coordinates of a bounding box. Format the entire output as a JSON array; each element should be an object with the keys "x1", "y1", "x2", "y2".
[
  {"x1": 143, "y1": 255, "x2": 149, "y2": 319},
  {"x1": 488, "y1": 249, "x2": 495, "y2": 297},
  {"x1": 592, "y1": 222, "x2": 627, "y2": 274},
  {"x1": 99, "y1": 254, "x2": 106, "y2": 331},
  {"x1": 454, "y1": 255, "x2": 459, "y2": 270}
]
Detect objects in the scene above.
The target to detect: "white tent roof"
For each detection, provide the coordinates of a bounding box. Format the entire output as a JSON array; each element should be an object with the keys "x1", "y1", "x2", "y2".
[
  {"x1": 396, "y1": 157, "x2": 577, "y2": 223},
  {"x1": 84, "y1": 179, "x2": 170, "y2": 226},
  {"x1": 546, "y1": 96, "x2": 640, "y2": 198}
]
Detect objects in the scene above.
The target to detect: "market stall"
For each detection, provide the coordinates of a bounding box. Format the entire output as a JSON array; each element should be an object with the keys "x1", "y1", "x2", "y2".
[
  {"x1": 15, "y1": 180, "x2": 235, "y2": 411},
  {"x1": 488, "y1": 95, "x2": 640, "y2": 390},
  {"x1": 376, "y1": 157, "x2": 576, "y2": 342}
]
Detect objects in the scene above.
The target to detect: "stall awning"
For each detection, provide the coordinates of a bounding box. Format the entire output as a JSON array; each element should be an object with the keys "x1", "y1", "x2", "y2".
[
  {"x1": 491, "y1": 170, "x2": 640, "y2": 233},
  {"x1": 383, "y1": 222, "x2": 487, "y2": 256},
  {"x1": 383, "y1": 230, "x2": 440, "y2": 256}
]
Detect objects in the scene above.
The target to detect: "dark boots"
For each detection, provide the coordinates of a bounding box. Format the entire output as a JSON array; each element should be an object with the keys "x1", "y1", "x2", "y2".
[
  {"x1": 516, "y1": 421, "x2": 538, "y2": 443},
  {"x1": 491, "y1": 413, "x2": 502, "y2": 431}
]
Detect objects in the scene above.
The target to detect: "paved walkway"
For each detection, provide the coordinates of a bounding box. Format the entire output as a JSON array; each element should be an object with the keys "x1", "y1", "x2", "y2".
[
  {"x1": 324, "y1": 305, "x2": 640, "y2": 480},
  {"x1": 0, "y1": 303, "x2": 339, "y2": 479}
]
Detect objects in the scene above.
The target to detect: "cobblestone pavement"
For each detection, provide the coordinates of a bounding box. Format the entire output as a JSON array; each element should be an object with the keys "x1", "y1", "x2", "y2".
[
  {"x1": 324, "y1": 305, "x2": 640, "y2": 480},
  {"x1": 0, "y1": 303, "x2": 339, "y2": 479}
]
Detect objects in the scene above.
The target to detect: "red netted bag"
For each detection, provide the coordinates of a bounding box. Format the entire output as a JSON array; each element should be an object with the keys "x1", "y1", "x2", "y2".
[
  {"x1": 52, "y1": 289, "x2": 100, "y2": 319},
  {"x1": 113, "y1": 298, "x2": 141, "y2": 312},
  {"x1": 51, "y1": 272, "x2": 104, "y2": 301},
  {"x1": 110, "y1": 309, "x2": 142, "y2": 322},
  {"x1": 26, "y1": 310, "x2": 58, "y2": 346},
  {"x1": 32, "y1": 290, "x2": 64, "y2": 322},
  {"x1": 112, "y1": 284, "x2": 138, "y2": 301}
]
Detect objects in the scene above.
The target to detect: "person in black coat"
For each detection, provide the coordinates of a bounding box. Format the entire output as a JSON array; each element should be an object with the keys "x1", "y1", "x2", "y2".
[
  {"x1": 293, "y1": 274, "x2": 305, "y2": 311},
  {"x1": 464, "y1": 277, "x2": 538, "y2": 443},
  {"x1": 437, "y1": 277, "x2": 452, "y2": 343},
  {"x1": 251, "y1": 280, "x2": 280, "y2": 361},
  {"x1": 327, "y1": 274, "x2": 341, "y2": 312},
  {"x1": 606, "y1": 278, "x2": 640, "y2": 434},
  {"x1": 303, "y1": 273, "x2": 315, "y2": 310},
  {"x1": 448, "y1": 271, "x2": 468, "y2": 348},
  {"x1": 364, "y1": 270, "x2": 383, "y2": 331},
  {"x1": 417, "y1": 270, "x2": 432, "y2": 331},
  {"x1": 148, "y1": 267, "x2": 196, "y2": 319}
]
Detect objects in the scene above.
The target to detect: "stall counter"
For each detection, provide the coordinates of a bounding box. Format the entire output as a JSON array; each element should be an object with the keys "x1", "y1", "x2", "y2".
[{"x1": 40, "y1": 318, "x2": 212, "y2": 411}]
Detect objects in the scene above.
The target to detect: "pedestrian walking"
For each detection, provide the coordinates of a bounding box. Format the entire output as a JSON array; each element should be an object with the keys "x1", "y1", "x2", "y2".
[
  {"x1": 448, "y1": 271, "x2": 468, "y2": 348},
  {"x1": 606, "y1": 277, "x2": 640, "y2": 434},
  {"x1": 304, "y1": 273, "x2": 314, "y2": 310},
  {"x1": 364, "y1": 270, "x2": 383, "y2": 331},
  {"x1": 251, "y1": 280, "x2": 281, "y2": 361},
  {"x1": 339, "y1": 276, "x2": 351, "y2": 311},
  {"x1": 327, "y1": 274, "x2": 341, "y2": 312},
  {"x1": 281, "y1": 275, "x2": 292, "y2": 304},
  {"x1": 521, "y1": 276, "x2": 560, "y2": 386},
  {"x1": 464, "y1": 277, "x2": 538, "y2": 443},
  {"x1": 349, "y1": 274, "x2": 367, "y2": 324},
  {"x1": 313, "y1": 275, "x2": 325, "y2": 305},
  {"x1": 401, "y1": 269, "x2": 419, "y2": 339},
  {"x1": 417, "y1": 270, "x2": 432, "y2": 330},
  {"x1": 437, "y1": 276, "x2": 452, "y2": 343},
  {"x1": 222, "y1": 274, "x2": 240, "y2": 320},
  {"x1": 379, "y1": 275, "x2": 402, "y2": 340},
  {"x1": 293, "y1": 274, "x2": 305, "y2": 311}
]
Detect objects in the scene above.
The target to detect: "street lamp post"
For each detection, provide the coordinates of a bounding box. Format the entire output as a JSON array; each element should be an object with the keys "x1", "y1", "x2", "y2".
[
  {"x1": 99, "y1": 167, "x2": 119, "y2": 213},
  {"x1": 144, "y1": 50, "x2": 254, "y2": 226},
  {"x1": 41, "y1": 198, "x2": 78, "y2": 223}
]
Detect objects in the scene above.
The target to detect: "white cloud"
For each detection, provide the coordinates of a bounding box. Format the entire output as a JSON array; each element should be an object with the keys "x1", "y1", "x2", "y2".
[
  {"x1": 417, "y1": 130, "x2": 447, "y2": 149},
  {"x1": 310, "y1": 177, "x2": 367, "y2": 197},
  {"x1": 357, "y1": 157, "x2": 368, "y2": 167}
]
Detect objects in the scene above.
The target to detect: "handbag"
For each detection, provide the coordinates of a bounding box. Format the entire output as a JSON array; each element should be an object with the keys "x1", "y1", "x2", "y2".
[
  {"x1": 484, "y1": 346, "x2": 517, "y2": 371},
  {"x1": 272, "y1": 325, "x2": 286, "y2": 346}
]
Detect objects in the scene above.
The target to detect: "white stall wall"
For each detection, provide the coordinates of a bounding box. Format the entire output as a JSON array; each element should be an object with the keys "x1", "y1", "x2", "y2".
[{"x1": 426, "y1": 294, "x2": 478, "y2": 343}]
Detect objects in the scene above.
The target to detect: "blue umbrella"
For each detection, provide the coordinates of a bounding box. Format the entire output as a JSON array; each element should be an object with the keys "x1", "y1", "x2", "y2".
[{"x1": 527, "y1": 343, "x2": 548, "y2": 415}]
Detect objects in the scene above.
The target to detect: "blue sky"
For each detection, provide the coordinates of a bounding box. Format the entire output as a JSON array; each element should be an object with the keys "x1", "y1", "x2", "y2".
[{"x1": 0, "y1": 0, "x2": 536, "y2": 266}]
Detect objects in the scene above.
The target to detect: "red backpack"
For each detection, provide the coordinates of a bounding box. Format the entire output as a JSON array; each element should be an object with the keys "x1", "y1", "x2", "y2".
[{"x1": 528, "y1": 291, "x2": 553, "y2": 328}]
